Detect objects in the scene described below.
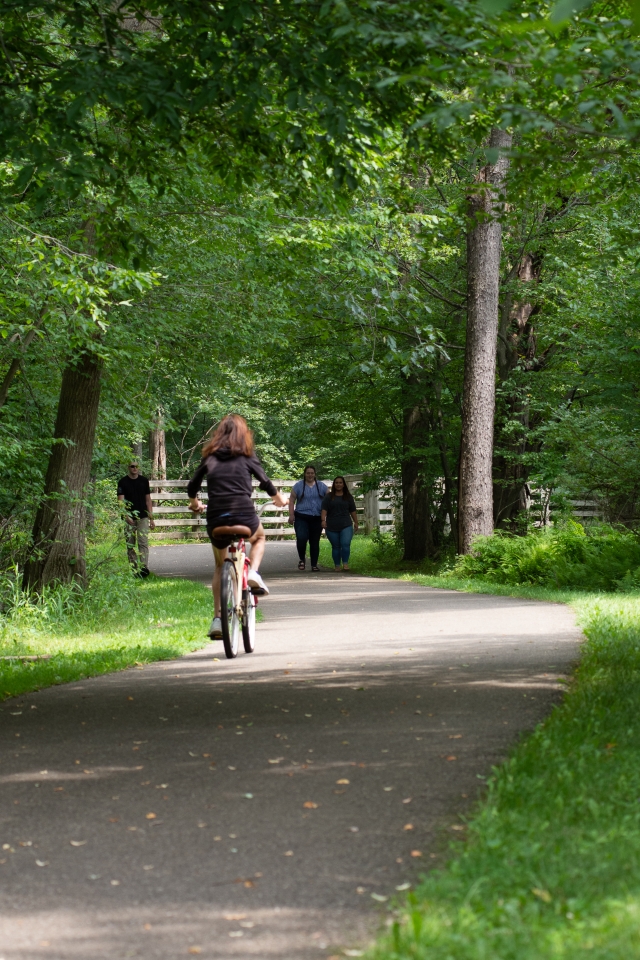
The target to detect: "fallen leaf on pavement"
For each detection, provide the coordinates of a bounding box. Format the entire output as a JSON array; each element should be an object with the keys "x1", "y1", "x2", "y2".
[
  {"x1": 268, "y1": 758, "x2": 283, "y2": 764},
  {"x1": 449, "y1": 734, "x2": 462, "y2": 739},
  {"x1": 283, "y1": 850, "x2": 293, "y2": 856},
  {"x1": 188, "y1": 948, "x2": 202, "y2": 955},
  {"x1": 244, "y1": 880, "x2": 254, "y2": 888},
  {"x1": 402, "y1": 798, "x2": 412, "y2": 804},
  {"x1": 303, "y1": 801, "x2": 318, "y2": 809},
  {"x1": 70, "y1": 840, "x2": 87, "y2": 846},
  {"x1": 410, "y1": 850, "x2": 422, "y2": 857},
  {"x1": 370, "y1": 893, "x2": 388, "y2": 902},
  {"x1": 336, "y1": 779, "x2": 350, "y2": 785},
  {"x1": 146, "y1": 813, "x2": 157, "y2": 820},
  {"x1": 451, "y1": 825, "x2": 465, "y2": 831},
  {"x1": 446, "y1": 756, "x2": 457, "y2": 761},
  {"x1": 224, "y1": 914, "x2": 246, "y2": 920},
  {"x1": 35, "y1": 860, "x2": 48, "y2": 867},
  {"x1": 403, "y1": 824, "x2": 414, "y2": 831}
]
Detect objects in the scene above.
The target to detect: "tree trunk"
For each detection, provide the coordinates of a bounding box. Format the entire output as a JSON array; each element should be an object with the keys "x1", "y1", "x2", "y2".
[
  {"x1": 401, "y1": 403, "x2": 433, "y2": 562},
  {"x1": 24, "y1": 352, "x2": 103, "y2": 589},
  {"x1": 0, "y1": 312, "x2": 46, "y2": 409},
  {"x1": 132, "y1": 440, "x2": 143, "y2": 460},
  {"x1": 458, "y1": 128, "x2": 512, "y2": 554},
  {"x1": 149, "y1": 410, "x2": 166, "y2": 491}
]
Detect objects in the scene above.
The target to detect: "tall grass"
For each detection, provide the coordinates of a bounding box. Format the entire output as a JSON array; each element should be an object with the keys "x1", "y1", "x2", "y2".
[{"x1": 0, "y1": 547, "x2": 138, "y2": 648}]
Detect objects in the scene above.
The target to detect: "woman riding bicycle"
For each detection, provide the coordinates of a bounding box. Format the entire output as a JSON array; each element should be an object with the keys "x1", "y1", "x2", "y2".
[{"x1": 187, "y1": 414, "x2": 287, "y2": 638}]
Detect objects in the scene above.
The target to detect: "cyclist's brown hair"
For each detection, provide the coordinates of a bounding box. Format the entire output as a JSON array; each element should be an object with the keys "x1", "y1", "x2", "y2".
[
  {"x1": 330, "y1": 476, "x2": 350, "y2": 499},
  {"x1": 202, "y1": 414, "x2": 255, "y2": 458}
]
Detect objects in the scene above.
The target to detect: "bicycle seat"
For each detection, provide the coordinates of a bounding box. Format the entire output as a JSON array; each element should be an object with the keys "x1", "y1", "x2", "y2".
[{"x1": 212, "y1": 524, "x2": 252, "y2": 537}]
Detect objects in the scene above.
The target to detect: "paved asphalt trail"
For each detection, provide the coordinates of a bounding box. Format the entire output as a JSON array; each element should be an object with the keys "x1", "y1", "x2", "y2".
[{"x1": 0, "y1": 543, "x2": 581, "y2": 960}]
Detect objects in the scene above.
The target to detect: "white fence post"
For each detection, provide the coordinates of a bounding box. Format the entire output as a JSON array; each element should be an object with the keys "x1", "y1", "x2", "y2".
[{"x1": 363, "y1": 488, "x2": 380, "y2": 535}]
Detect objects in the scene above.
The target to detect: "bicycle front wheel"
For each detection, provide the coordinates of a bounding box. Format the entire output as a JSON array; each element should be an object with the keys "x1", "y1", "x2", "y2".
[
  {"x1": 220, "y1": 560, "x2": 240, "y2": 659},
  {"x1": 242, "y1": 588, "x2": 256, "y2": 653}
]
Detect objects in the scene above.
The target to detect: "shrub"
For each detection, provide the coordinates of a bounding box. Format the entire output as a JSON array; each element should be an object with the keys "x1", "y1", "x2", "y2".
[
  {"x1": 451, "y1": 522, "x2": 640, "y2": 592},
  {"x1": 0, "y1": 550, "x2": 138, "y2": 645}
]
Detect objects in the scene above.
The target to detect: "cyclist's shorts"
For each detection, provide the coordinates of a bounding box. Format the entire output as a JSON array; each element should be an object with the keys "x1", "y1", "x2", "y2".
[{"x1": 207, "y1": 512, "x2": 260, "y2": 549}]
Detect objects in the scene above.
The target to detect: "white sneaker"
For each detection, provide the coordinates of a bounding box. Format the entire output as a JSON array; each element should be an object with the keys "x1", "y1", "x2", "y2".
[
  {"x1": 247, "y1": 571, "x2": 269, "y2": 596},
  {"x1": 208, "y1": 617, "x2": 222, "y2": 638}
]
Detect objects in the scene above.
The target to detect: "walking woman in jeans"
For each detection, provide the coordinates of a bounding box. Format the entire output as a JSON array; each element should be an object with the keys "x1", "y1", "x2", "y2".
[
  {"x1": 321, "y1": 476, "x2": 359, "y2": 571},
  {"x1": 288, "y1": 465, "x2": 328, "y2": 571}
]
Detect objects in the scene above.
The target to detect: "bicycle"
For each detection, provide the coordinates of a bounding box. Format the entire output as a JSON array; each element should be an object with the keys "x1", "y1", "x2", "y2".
[{"x1": 212, "y1": 521, "x2": 257, "y2": 659}]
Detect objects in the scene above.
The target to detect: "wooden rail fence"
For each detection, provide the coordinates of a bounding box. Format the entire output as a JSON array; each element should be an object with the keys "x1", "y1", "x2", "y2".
[
  {"x1": 149, "y1": 475, "x2": 395, "y2": 541},
  {"x1": 149, "y1": 476, "x2": 600, "y2": 542}
]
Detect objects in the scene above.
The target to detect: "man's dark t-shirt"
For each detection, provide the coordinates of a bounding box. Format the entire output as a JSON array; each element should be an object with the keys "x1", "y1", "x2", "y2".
[{"x1": 117, "y1": 475, "x2": 151, "y2": 519}]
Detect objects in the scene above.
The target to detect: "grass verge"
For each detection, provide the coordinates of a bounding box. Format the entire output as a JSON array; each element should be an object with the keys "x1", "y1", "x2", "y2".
[
  {"x1": 327, "y1": 537, "x2": 640, "y2": 959},
  {"x1": 0, "y1": 574, "x2": 213, "y2": 702}
]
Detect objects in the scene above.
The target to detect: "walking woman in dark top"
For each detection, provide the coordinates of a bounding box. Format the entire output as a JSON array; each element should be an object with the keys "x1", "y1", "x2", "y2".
[
  {"x1": 321, "y1": 476, "x2": 359, "y2": 571},
  {"x1": 187, "y1": 414, "x2": 287, "y2": 639}
]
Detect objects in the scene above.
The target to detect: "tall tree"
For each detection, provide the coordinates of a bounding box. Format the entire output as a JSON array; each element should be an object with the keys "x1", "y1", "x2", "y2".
[
  {"x1": 24, "y1": 352, "x2": 102, "y2": 587},
  {"x1": 149, "y1": 410, "x2": 167, "y2": 489},
  {"x1": 458, "y1": 128, "x2": 511, "y2": 553}
]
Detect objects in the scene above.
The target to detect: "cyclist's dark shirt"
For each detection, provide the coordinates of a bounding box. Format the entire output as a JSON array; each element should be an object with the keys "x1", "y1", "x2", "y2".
[
  {"x1": 117, "y1": 474, "x2": 151, "y2": 518},
  {"x1": 187, "y1": 448, "x2": 277, "y2": 520},
  {"x1": 321, "y1": 493, "x2": 357, "y2": 532}
]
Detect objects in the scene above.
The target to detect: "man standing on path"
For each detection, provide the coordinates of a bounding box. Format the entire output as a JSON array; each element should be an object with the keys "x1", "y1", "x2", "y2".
[{"x1": 117, "y1": 461, "x2": 155, "y2": 577}]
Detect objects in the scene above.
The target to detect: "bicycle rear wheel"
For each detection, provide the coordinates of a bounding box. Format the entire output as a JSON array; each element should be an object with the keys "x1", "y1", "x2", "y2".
[
  {"x1": 220, "y1": 560, "x2": 240, "y2": 659},
  {"x1": 242, "y1": 588, "x2": 256, "y2": 653}
]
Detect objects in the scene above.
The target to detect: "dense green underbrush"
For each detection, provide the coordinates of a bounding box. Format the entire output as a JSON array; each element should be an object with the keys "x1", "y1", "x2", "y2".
[
  {"x1": 0, "y1": 546, "x2": 137, "y2": 645},
  {"x1": 450, "y1": 521, "x2": 640, "y2": 591}
]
